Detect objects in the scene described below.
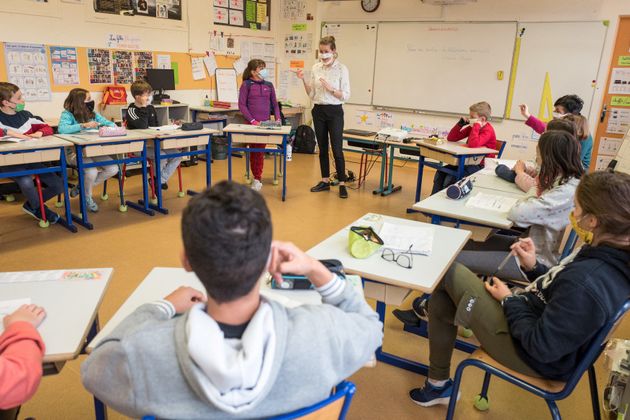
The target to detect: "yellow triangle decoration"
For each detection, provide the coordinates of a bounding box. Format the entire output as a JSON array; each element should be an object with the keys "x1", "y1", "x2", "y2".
[{"x1": 537, "y1": 72, "x2": 554, "y2": 122}]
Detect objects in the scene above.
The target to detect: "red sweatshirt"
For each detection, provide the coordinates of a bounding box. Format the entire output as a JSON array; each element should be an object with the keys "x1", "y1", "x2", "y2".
[
  {"x1": 0, "y1": 322, "x2": 45, "y2": 409},
  {"x1": 446, "y1": 121, "x2": 497, "y2": 160}
]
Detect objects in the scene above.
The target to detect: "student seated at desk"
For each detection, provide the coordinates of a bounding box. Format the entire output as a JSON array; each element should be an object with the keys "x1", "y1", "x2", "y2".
[
  {"x1": 395, "y1": 131, "x2": 584, "y2": 327},
  {"x1": 519, "y1": 94, "x2": 593, "y2": 171},
  {"x1": 408, "y1": 171, "x2": 630, "y2": 408},
  {"x1": 0, "y1": 304, "x2": 47, "y2": 420},
  {"x1": 496, "y1": 118, "x2": 577, "y2": 193},
  {"x1": 432, "y1": 101, "x2": 497, "y2": 194},
  {"x1": 0, "y1": 82, "x2": 62, "y2": 224},
  {"x1": 125, "y1": 80, "x2": 181, "y2": 190},
  {"x1": 238, "y1": 59, "x2": 281, "y2": 192},
  {"x1": 81, "y1": 181, "x2": 382, "y2": 419},
  {"x1": 58, "y1": 88, "x2": 117, "y2": 213}
]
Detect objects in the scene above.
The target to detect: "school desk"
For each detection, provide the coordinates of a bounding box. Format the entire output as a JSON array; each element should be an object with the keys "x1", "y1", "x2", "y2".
[
  {"x1": 406, "y1": 139, "x2": 497, "y2": 213},
  {"x1": 136, "y1": 128, "x2": 218, "y2": 214},
  {"x1": 0, "y1": 268, "x2": 113, "y2": 374},
  {"x1": 0, "y1": 137, "x2": 76, "y2": 232},
  {"x1": 412, "y1": 173, "x2": 526, "y2": 230},
  {"x1": 222, "y1": 124, "x2": 292, "y2": 201},
  {"x1": 54, "y1": 132, "x2": 156, "y2": 230},
  {"x1": 85, "y1": 267, "x2": 365, "y2": 420},
  {"x1": 375, "y1": 139, "x2": 421, "y2": 196},
  {"x1": 342, "y1": 132, "x2": 387, "y2": 191},
  {"x1": 307, "y1": 213, "x2": 471, "y2": 376},
  {"x1": 189, "y1": 105, "x2": 238, "y2": 127}
]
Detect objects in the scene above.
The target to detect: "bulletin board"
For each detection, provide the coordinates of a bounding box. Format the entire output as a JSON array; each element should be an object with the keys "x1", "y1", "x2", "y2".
[
  {"x1": 214, "y1": 0, "x2": 271, "y2": 31},
  {"x1": 0, "y1": 42, "x2": 241, "y2": 94}
]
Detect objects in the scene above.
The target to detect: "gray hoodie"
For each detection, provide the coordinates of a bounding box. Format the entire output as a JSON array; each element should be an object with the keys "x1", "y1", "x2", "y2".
[{"x1": 81, "y1": 276, "x2": 383, "y2": 419}]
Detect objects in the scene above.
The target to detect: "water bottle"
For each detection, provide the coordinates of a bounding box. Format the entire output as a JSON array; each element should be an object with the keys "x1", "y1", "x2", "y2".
[
  {"x1": 203, "y1": 95, "x2": 211, "y2": 107},
  {"x1": 286, "y1": 144, "x2": 292, "y2": 162}
]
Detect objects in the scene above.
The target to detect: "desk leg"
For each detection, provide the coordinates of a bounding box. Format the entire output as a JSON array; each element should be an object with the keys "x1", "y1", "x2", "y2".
[
  {"x1": 191, "y1": 110, "x2": 197, "y2": 123},
  {"x1": 149, "y1": 139, "x2": 168, "y2": 215},
  {"x1": 188, "y1": 135, "x2": 212, "y2": 197},
  {"x1": 227, "y1": 134, "x2": 233, "y2": 180},
  {"x1": 406, "y1": 155, "x2": 425, "y2": 214},
  {"x1": 94, "y1": 397, "x2": 108, "y2": 420},
  {"x1": 375, "y1": 301, "x2": 428, "y2": 375},
  {"x1": 282, "y1": 136, "x2": 287, "y2": 201},
  {"x1": 57, "y1": 150, "x2": 77, "y2": 233},
  {"x1": 129, "y1": 142, "x2": 155, "y2": 217},
  {"x1": 381, "y1": 145, "x2": 402, "y2": 196},
  {"x1": 72, "y1": 146, "x2": 94, "y2": 230},
  {"x1": 372, "y1": 145, "x2": 387, "y2": 195},
  {"x1": 457, "y1": 158, "x2": 465, "y2": 180}
]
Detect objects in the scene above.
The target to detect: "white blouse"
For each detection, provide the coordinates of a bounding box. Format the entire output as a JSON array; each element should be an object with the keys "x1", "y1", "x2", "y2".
[{"x1": 309, "y1": 60, "x2": 351, "y2": 105}]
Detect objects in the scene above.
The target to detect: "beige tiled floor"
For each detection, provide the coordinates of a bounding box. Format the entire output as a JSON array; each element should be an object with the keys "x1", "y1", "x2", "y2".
[{"x1": 0, "y1": 152, "x2": 625, "y2": 419}]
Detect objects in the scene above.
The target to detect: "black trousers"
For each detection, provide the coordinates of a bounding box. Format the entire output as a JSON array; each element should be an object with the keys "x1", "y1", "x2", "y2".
[
  {"x1": 312, "y1": 104, "x2": 345, "y2": 182},
  {"x1": 431, "y1": 164, "x2": 481, "y2": 195}
]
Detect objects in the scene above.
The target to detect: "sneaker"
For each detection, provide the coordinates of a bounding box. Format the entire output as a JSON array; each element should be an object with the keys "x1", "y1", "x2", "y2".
[
  {"x1": 310, "y1": 181, "x2": 330, "y2": 192},
  {"x1": 339, "y1": 185, "x2": 348, "y2": 199},
  {"x1": 86, "y1": 197, "x2": 99, "y2": 213},
  {"x1": 409, "y1": 379, "x2": 459, "y2": 407},
  {"x1": 22, "y1": 203, "x2": 59, "y2": 224},
  {"x1": 161, "y1": 183, "x2": 168, "y2": 190},
  {"x1": 251, "y1": 179, "x2": 263, "y2": 191},
  {"x1": 393, "y1": 297, "x2": 428, "y2": 327},
  {"x1": 70, "y1": 186, "x2": 79, "y2": 198}
]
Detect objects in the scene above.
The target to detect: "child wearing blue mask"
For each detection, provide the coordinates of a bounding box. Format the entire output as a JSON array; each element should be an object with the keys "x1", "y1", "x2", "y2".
[
  {"x1": 58, "y1": 88, "x2": 117, "y2": 213},
  {"x1": 238, "y1": 59, "x2": 281, "y2": 192}
]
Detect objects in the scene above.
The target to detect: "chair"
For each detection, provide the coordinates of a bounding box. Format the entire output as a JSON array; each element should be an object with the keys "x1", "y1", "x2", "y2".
[
  {"x1": 446, "y1": 298, "x2": 630, "y2": 420},
  {"x1": 270, "y1": 381, "x2": 356, "y2": 420},
  {"x1": 560, "y1": 229, "x2": 579, "y2": 260},
  {"x1": 495, "y1": 139, "x2": 506, "y2": 158},
  {"x1": 139, "y1": 381, "x2": 356, "y2": 420}
]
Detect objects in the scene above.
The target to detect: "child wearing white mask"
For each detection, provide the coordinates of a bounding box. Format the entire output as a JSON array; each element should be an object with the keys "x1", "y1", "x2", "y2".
[{"x1": 238, "y1": 59, "x2": 281, "y2": 192}]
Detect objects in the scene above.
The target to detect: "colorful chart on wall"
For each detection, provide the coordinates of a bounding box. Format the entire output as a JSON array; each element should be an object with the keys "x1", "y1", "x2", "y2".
[
  {"x1": 133, "y1": 51, "x2": 153, "y2": 80},
  {"x1": 213, "y1": 0, "x2": 270, "y2": 31},
  {"x1": 49, "y1": 46, "x2": 80, "y2": 85},
  {"x1": 4, "y1": 42, "x2": 51, "y2": 101},
  {"x1": 87, "y1": 48, "x2": 113, "y2": 84},
  {"x1": 94, "y1": 0, "x2": 182, "y2": 20},
  {"x1": 112, "y1": 50, "x2": 133, "y2": 84}
]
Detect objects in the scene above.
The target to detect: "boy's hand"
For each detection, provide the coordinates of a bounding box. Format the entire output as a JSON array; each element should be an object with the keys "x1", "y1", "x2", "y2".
[
  {"x1": 511, "y1": 238, "x2": 537, "y2": 271},
  {"x1": 28, "y1": 132, "x2": 43, "y2": 138},
  {"x1": 3, "y1": 304, "x2": 46, "y2": 329},
  {"x1": 519, "y1": 104, "x2": 530, "y2": 118},
  {"x1": 484, "y1": 278, "x2": 512, "y2": 301},
  {"x1": 164, "y1": 286, "x2": 207, "y2": 314},
  {"x1": 269, "y1": 241, "x2": 333, "y2": 288}
]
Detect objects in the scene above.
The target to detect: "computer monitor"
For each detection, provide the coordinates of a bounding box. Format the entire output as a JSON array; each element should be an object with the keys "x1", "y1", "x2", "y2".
[{"x1": 146, "y1": 68, "x2": 175, "y2": 91}]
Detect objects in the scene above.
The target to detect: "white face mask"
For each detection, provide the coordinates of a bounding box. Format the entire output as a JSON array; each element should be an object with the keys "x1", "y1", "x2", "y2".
[
  {"x1": 552, "y1": 112, "x2": 566, "y2": 119},
  {"x1": 320, "y1": 52, "x2": 333, "y2": 61}
]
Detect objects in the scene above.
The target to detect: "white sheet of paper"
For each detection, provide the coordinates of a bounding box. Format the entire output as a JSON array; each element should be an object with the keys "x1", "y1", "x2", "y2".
[
  {"x1": 191, "y1": 57, "x2": 206, "y2": 80},
  {"x1": 233, "y1": 57, "x2": 248, "y2": 74},
  {"x1": 149, "y1": 125, "x2": 180, "y2": 131},
  {"x1": 156, "y1": 54, "x2": 171, "y2": 70},
  {"x1": 478, "y1": 158, "x2": 519, "y2": 174},
  {"x1": 203, "y1": 55, "x2": 217, "y2": 76},
  {"x1": 377, "y1": 222, "x2": 434, "y2": 255},
  {"x1": 0, "y1": 136, "x2": 26, "y2": 143},
  {"x1": 0, "y1": 298, "x2": 32, "y2": 319},
  {"x1": 465, "y1": 192, "x2": 518, "y2": 213}
]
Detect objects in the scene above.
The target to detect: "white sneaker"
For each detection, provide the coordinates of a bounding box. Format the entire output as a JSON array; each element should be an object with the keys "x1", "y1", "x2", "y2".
[
  {"x1": 86, "y1": 196, "x2": 99, "y2": 212},
  {"x1": 251, "y1": 179, "x2": 262, "y2": 191}
]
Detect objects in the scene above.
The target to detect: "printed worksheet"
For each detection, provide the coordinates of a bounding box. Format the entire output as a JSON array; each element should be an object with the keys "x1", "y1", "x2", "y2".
[{"x1": 465, "y1": 192, "x2": 518, "y2": 213}]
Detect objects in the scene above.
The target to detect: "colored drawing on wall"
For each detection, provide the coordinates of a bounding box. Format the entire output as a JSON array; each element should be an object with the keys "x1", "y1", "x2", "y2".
[
  {"x1": 50, "y1": 46, "x2": 80, "y2": 86},
  {"x1": 87, "y1": 48, "x2": 113, "y2": 84},
  {"x1": 4, "y1": 42, "x2": 51, "y2": 101},
  {"x1": 133, "y1": 51, "x2": 153, "y2": 81},
  {"x1": 214, "y1": 0, "x2": 269, "y2": 30},
  {"x1": 112, "y1": 50, "x2": 133, "y2": 84}
]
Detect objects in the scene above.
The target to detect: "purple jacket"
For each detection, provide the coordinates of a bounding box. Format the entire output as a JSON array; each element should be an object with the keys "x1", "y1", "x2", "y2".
[{"x1": 238, "y1": 79, "x2": 281, "y2": 124}]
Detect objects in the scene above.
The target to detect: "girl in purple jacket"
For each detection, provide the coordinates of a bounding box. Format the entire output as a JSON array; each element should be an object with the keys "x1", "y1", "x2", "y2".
[{"x1": 238, "y1": 59, "x2": 281, "y2": 192}]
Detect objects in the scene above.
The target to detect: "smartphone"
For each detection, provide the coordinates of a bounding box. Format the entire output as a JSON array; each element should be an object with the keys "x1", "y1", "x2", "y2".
[{"x1": 271, "y1": 274, "x2": 313, "y2": 290}]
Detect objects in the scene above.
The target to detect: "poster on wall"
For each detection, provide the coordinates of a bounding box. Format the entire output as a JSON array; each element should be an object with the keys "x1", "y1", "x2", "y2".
[
  {"x1": 214, "y1": 0, "x2": 270, "y2": 31},
  {"x1": 87, "y1": 48, "x2": 113, "y2": 84},
  {"x1": 284, "y1": 32, "x2": 311, "y2": 57},
  {"x1": 112, "y1": 50, "x2": 134, "y2": 84},
  {"x1": 94, "y1": 0, "x2": 182, "y2": 20},
  {"x1": 281, "y1": 0, "x2": 306, "y2": 20},
  {"x1": 4, "y1": 42, "x2": 51, "y2": 101},
  {"x1": 49, "y1": 46, "x2": 80, "y2": 86},
  {"x1": 133, "y1": 51, "x2": 153, "y2": 80}
]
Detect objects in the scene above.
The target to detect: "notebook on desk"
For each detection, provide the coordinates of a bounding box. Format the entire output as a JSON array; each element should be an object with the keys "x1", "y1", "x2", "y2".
[{"x1": 344, "y1": 129, "x2": 378, "y2": 137}]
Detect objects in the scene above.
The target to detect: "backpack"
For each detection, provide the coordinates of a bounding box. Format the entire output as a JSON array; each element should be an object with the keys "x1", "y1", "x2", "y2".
[{"x1": 294, "y1": 125, "x2": 316, "y2": 154}]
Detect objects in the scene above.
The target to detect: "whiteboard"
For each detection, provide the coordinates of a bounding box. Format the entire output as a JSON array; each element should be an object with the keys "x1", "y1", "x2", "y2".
[
  {"x1": 322, "y1": 23, "x2": 378, "y2": 105},
  {"x1": 215, "y1": 68, "x2": 238, "y2": 103},
  {"x1": 508, "y1": 22, "x2": 607, "y2": 120},
  {"x1": 372, "y1": 22, "x2": 517, "y2": 117}
]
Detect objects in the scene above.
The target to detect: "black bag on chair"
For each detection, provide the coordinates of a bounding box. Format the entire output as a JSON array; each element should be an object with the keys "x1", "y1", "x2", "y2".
[{"x1": 293, "y1": 125, "x2": 316, "y2": 154}]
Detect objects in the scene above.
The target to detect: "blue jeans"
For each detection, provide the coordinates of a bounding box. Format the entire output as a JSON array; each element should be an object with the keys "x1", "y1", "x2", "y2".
[{"x1": 0, "y1": 163, "x2": 63, "y2": 208}]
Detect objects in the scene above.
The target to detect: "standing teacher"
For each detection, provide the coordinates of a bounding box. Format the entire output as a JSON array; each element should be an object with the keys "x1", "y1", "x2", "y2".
[{"x1": 297, "y1": 36, "x2": 351, "y2": 199}]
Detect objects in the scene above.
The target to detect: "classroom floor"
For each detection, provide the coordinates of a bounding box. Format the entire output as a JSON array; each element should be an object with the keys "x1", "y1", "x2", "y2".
[{"x1": 1, "y1": 151, "x2": 626, "y2": 420}]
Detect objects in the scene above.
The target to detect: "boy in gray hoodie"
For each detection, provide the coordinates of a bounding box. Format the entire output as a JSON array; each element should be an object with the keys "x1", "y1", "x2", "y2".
[{"x1": 81, "y1": 180, "x2": 383, "y2": 419}]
